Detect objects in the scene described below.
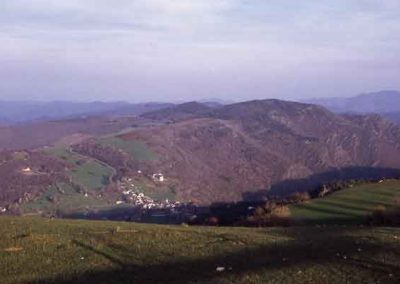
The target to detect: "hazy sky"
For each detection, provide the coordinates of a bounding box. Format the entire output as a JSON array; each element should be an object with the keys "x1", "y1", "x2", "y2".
[{"x1": 1, "y1": 0, "x2": 400, "y2": 102}]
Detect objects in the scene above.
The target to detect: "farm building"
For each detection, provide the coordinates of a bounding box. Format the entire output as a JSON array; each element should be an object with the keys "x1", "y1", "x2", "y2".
[{"x1": 152, "y1": 173, "x2": 164, "y2": 182}]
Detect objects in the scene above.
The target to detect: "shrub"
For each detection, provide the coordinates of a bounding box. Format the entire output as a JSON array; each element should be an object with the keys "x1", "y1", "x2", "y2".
[
  {"x1": 207, "y1": 216, "x2": 219, "y2": 226},
  {"x1": 243, "y1": 202, "x2": 291, "y2": 227},
  {"x1": 366, "y1": 201, "x2": 400, "y2": 226},
  {"x1": 272, "y1": 205, "x2": 291, "y2": 218},
  {"x1": 393, "y1": 197, "x2": 400, "y2": 206},
  {"x1": 290, "y1": 192, "x2": 311, "y2": 203},
  {"x1": 366, "y1": 205, "x2": 386, "y2": 225}
]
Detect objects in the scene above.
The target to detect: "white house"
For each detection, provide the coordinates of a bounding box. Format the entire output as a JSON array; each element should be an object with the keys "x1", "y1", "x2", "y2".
[
  {"x1": 21, "y1": 167, "x2": 32, "y2": 173},
  {"x1": 152, "y1": 173, "x2": 164, "y2": 182}
]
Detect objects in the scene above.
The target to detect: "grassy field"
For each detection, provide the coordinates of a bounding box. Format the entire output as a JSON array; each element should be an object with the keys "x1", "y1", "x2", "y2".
[
  {"x1": 21, "y1": 183, "x2": 109, "y2": 215},
  {"x1": 0, "y1": 216, "x2": 399, "y2": 284},
  {"x1": 45, "y1": 147, "x2": 113, "y2": 190},
  {"x1": 69, "y1": 161, "x2": 111, "y2": 190},
  {"x1": 130, "y1": 180, "x2": 177, "y2": 202},
  {"x1": 21, "y1": 148, "x2": 115, "y2": 215},
  {"x1": 99, "y1": 137, "x2": 157, "y2": 161},
  {"x1": 290, "y1": 180, "x2": 400, "y2": 225},
  {"x1": 45, "y1": 147, "x2": 81, "y2": 164}
]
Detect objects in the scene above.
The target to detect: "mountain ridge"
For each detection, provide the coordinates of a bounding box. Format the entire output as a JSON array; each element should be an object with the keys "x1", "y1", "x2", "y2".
[
  {"x1": 2, "y1": 98, "x2": 400, "y2": 210},
  {"x1": 304, "y1": 90, "x2": 400, "y2": 116}
]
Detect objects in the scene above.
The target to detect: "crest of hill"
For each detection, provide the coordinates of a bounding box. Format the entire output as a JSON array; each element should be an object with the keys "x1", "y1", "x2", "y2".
[
  {"x1": 121, "y1": 99, "x2": 400, "y2": 203},
  {"x1": 141, "y1": 101, "x2": 216, "y2": 121},
  {"x1": 211, "y1": 99, "x2": 335, "y2": 119}
]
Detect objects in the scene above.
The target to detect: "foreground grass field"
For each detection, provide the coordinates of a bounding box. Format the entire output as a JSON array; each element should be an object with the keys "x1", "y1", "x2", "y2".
[
  {"x1": 290, "y1": 180, "x2": 400, "y2": 225},
  {"x1": 1, "y1": 216, "x2": 400, "y2": 283}
]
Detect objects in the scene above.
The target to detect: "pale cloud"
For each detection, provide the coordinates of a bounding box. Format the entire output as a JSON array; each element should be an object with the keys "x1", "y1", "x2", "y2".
[{"x1": 0, "y1": 0, "x2": 399, "y2": 101}]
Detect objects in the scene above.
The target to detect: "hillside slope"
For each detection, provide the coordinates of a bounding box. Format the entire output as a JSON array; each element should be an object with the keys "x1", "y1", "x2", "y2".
[
  {"x1": 304, "y1": 90, "x2": 400, "y2": 114},
  {"x1": 0, "y1": 116, "x2": 156, "y2": 150},
  {"x1": 304, "y1": 90, "x2": 400, "y2": 125},
  {"x1": 141, "y1": 101, "x2": 214, "y2": 121},
  {"x1": 384, "y1": 112, "x2": 400, "y2": 125},
  {"x1": 74, "y1": 99, "x2": 400, "y2": 203},
  {"x1": 2, "y1": 99, "x2": 400, "y2": 210},
  {"x1": 0, "y1": 101, "x2": 172, "y2": 124},
  {"x1": 1, "y1": 216, "x2": 400, "y2": 283},
  {"x1": 290, "y1": 179, "x2": 400, "y2": 224}
]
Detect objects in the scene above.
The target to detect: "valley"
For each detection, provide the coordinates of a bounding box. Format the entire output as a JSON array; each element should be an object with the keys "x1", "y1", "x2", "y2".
[
  {"x1": 3, "y1": 1, "x2": 400, "y2": 282},
  {"x1": 1, "y1": 98, "x2": 400, "y2": 227},
  {"x1": 0, "y1": 96, "x2": 400, "y2": 284}
]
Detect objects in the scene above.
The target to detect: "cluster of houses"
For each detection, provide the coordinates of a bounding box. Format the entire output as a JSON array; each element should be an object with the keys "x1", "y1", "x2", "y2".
[
  {"x1": 116, "y1": 177, "x2": 180, "y2": 210},
  {"x1": 152, "y1": 173, "x2": 164, "y2": 182},
  {"x1": 111, "y1": 177, "x2": 204, "y2": 223},
  {"x1": 117, "y1": 190, "x2": 157, "y2": 209}
]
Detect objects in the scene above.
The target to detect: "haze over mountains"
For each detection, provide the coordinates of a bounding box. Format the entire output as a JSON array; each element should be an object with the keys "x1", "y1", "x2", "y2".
[
  {"x1": 304, "y1": 90, "x2": 400, "y2": 124},
  {"x1": 0, "y1": 101, "x2": 172, "y2": 123},
  {"x1": 2, "y1": 90, "x2": 399, "y2": 125},
  {"x1": 2, "y1": 1, "x2": 400, "y2": 282},
  {"x1": 2, "y1": 94, "x2": 400, "y2": 213}
]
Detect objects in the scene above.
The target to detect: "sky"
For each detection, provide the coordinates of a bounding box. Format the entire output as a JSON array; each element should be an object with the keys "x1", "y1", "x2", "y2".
[{"x1": 0, "y1": 0, "x2": 400, "y2": 102}]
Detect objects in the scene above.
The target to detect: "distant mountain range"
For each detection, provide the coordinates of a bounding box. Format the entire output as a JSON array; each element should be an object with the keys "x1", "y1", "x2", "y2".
[
  {"x1": 304, "y1": 90, "x2": 400, "y2": 124},
  {"x1": 1, "y1": 97, "x2": 400, "y2": 213},
  {"x1": 2, "y1": 90, "x2": 399, "y2": 124},
  {"x1": 0, "y1": 101, "x2": 173, "y2": 123},
  {"x1": 2, "y1": 93, "x2": 400, "y2": 211}
]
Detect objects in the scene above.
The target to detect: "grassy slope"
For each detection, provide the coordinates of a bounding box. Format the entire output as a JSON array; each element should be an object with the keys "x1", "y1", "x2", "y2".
[
  {"x1": 45, "y1": 147, "x2": 113, "y2": 190},
  {"x1": 128, "y1": 180, "x2": 177, "y2": 202},
  {"x1": 99, "y1": 137, "x2": 157, "y2": 161},
  {"x1": 21, "y1": 148, "x2": 114, "y2": 214},
  {"x1": 290, "y1": 180, "x2": 400, "y2": 224},
  {"x1": 98, "y1": 136, "x2": 178, "y2": 201},
  {"x1": 69, "y1": 161, "x2": 111, "y2": 190},
  {"x1": 21, "y1": 183, "x2": 109, "y2": 214},
  {"x1": 0, "y1": 216, "x2": 399, "y2": 284}
]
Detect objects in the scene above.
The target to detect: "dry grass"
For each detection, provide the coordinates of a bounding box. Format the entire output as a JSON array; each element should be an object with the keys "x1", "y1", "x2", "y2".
[{"x1": 1, "y1": 216, "x2": 400, "y2": 283}]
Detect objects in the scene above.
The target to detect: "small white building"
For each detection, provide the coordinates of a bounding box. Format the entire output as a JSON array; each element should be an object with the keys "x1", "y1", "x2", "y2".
[
  {"x1": 152, "y1": 173, "x2": 164, "y2": 182},
  {"x1": 21, "y1": 167, "x2": 32, "y2": 173}
]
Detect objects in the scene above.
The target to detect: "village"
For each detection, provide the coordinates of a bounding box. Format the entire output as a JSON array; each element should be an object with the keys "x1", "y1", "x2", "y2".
[
  {"x1": 112, "y1": 175, "x2": 201, "y2": 224},
  {"x1": 115, "y1": 174, "x2": 179, "y2": 208}
]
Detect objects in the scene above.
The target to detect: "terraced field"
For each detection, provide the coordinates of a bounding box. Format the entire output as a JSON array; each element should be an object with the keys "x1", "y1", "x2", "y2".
[{"x1": 290, "y1": 180, "x2": 400, "y2": 224}]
